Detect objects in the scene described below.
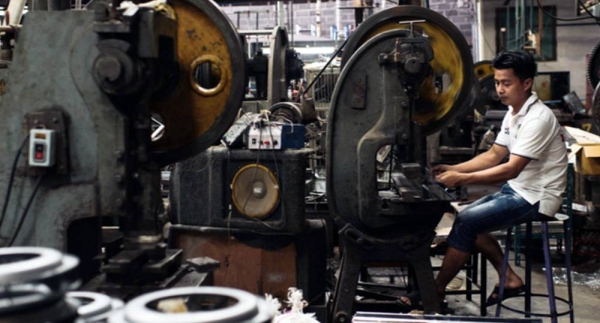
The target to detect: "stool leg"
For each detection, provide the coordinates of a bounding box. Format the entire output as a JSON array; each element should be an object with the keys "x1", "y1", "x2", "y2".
[
  {"x1": 542, "y1": 222, "x2": 558, "y2": 323},
  {"x1": 565, "y1": 219, "x2": 575, "y2": 323},
  {"x1": 515, "y1": 223, "x2": 521, "y2": 266},
  {"x1": 495, "y1": 227, "x2": 512, "y2": 317},
  {"x1": 525, "y1": 221, "x2": 532, "y2": 316}
]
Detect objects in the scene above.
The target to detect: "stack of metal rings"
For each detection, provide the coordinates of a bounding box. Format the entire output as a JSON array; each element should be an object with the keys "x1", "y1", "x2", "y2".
[
  {"x1": 0, "y1": 247, "x2": 80, "y2": 323},
  {"x1": 107, "y1": 287, "x2": 273, "y2": 323},
  {"x1": 68, "y1": 291, "x2": 124, "y2": 323}
]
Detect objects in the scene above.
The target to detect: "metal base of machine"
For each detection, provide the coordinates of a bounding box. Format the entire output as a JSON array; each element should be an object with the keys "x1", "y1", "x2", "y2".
[{"x1": 330, "y1": 224, "x2": 441, "y2": 323}]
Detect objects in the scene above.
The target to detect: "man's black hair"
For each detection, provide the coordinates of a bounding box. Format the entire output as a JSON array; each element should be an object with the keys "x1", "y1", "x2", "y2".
[{"x1": 492, "y1": 51, "x2": 537, "y2": 82}]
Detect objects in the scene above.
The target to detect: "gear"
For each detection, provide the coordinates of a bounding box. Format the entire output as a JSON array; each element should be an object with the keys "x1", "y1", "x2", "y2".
[{"x1": 587, "y1": 39, "x2": 600, "y2": 89}]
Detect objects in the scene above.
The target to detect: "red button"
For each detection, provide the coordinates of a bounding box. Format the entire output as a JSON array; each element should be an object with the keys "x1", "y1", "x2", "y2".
[{"x1": 35, "y1": 151, "x2": 44, "y2": 160}]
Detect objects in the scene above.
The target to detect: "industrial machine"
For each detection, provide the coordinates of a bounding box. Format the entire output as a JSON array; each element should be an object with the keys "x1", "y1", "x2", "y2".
[
  {"x1": 0, "y1": 0, "x2": 245, "y2": 298},
  {"x1": 327, "y1": 5, "x2": 474, "y2": 321}
]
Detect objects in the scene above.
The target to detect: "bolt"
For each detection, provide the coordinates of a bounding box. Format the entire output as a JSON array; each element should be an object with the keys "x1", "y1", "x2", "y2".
[
  {"x1": 95, "y1": 56, "x2": 122, "y2": 82},
  {"x1": 52, "y1": 117, "x2": 59, "y2": 124},
  {"x1": 401, "y1": 101, "x2": 408, "y2": 108},
  {"x1": 115, "y1": 174, "x2": 124, "y2": 184},
  {"x1": 402, "y1": 133, "x2": 408, "y2": 140},
  {"x1": 115, "y1": 198, "x2": 124, "y2": 208}
]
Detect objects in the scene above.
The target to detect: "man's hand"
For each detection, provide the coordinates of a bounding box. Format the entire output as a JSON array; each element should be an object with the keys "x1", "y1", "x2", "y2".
[
  {"x1": 431, "y1": 164, "x2": 453, "y2": 175},
  {"x1": 435, "y1": 170, "x2": 465, "y2": 188}
]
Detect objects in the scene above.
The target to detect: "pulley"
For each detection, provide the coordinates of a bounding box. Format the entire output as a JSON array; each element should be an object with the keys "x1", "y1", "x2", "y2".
[{"x1": 150, "y1": 0, "x2": 246, "y2": 165}]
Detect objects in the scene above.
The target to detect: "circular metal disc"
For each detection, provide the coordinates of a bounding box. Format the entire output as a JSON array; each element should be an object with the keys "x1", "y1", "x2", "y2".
[
  {"x1": 0, "y1": 247, "x2": 62, "y2": 284},
  {"x1": 588, "y1": 39, "x2": 600, "y2": 89},
  {"x1": 150, "y1": 0, "x2": 245, "y2": 166},
  {"x1": 122, "y1": 287, "x2": 260, "y2": 323},
  {"x1": 231, "y1": 164, "x2": 280, "y2": 219},
  {"x1": 474, "y1": 60, "x2": 494, "y2": 81},
  {"x1": 340, "y1": 6, "x2": 473, "y2": 135}
]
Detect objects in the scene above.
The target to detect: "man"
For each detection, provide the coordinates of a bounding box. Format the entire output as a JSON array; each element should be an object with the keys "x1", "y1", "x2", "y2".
[{"x1": 401, "y1": 51, "x2": 567, "y2": 309}]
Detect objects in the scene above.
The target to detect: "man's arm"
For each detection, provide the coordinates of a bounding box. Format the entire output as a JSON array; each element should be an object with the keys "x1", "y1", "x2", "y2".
[
  {"x1": 435, "y1": 152, "x2": 531, "y2": 187},
  {"x1": 434, "y1": 144, "x2": 509, "y2": 174}
]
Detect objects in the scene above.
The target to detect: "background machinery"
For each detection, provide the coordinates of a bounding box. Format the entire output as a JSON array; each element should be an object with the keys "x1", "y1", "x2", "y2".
[
  {"x1": 326, "y1": 5, "x2": 474, "y2": 321},
  {"x1": 0, "y1": 0, "x2": 245, "y2": 299}
]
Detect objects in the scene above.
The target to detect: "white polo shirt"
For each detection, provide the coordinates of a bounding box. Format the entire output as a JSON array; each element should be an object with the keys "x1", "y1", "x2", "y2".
[{"x1": 494, "y1": 92, "x2": 567, "y2": 216}]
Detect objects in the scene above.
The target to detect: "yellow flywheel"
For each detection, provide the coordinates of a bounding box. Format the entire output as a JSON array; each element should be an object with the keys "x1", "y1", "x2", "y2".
[
  {"x1": 151, "y1": 0, "x2": 245, "y2": 165},
  {"x1": 341, "y1": 6, "x2": 473, "y2": 135},
  {"x1": 474, "y1": 60, "x2": 494, "y2": 81}
]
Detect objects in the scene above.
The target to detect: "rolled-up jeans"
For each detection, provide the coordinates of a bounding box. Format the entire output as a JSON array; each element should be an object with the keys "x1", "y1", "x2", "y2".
[{"x1": 447, "y1": 184, "x2": 546, "y2": 253}]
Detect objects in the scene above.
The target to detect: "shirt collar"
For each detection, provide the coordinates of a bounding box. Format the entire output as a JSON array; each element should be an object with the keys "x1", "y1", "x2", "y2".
[{"x1": 508, "y1": 92, "x2": 539, "y2": 116}]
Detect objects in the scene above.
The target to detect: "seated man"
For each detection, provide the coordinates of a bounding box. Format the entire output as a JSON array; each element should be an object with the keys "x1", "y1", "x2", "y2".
[{"x1": 401, "y1": 50, "x2": 567, "y2": 309}]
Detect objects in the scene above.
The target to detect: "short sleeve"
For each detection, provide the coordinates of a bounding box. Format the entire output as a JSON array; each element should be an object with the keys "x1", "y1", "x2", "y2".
[{"x1": 510, "y1": 118, "x2": 552, "y2": 160}]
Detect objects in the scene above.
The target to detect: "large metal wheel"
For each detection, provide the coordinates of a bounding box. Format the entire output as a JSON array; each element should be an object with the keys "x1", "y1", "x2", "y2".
[
  {"x1": 472, "y1": 60, "x2": 506, "y2": 114},
  {"x1": 588, "y1": 40, "x2": 600, "y2": 89},
  {"x1": 340, "y1": 6, "x2": 473, "y2": 136},
  {"x1": 150, "y1": 0, "x2": 245, "y2": 165}
]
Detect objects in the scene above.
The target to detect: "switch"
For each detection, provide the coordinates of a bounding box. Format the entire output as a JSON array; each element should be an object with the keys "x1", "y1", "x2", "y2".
[
  {"x1": 34, "y1": 144, "x2": 45, "y2": 161},
  {"x1": 29, "y1": 129, "x2": 55, "y2": 167}
]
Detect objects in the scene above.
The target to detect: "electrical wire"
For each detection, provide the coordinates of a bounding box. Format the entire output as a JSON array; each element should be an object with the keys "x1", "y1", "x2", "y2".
[
  {"x1": 0, "y1": 134, "x2": 30, "y2": 230},
  {"x1": 8, "y1": 175, "x2": 43, "y2": 246},
  {"x1": 536, "y1": 0, "x2": 600, "y2": 22},
  {"x1": 578, "y1": 0, "x2": 600, "y2": 27}
]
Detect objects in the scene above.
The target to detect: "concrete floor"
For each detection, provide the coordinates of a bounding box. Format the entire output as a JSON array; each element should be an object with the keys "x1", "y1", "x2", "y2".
[
  {"x1": 359, "y1": 182, "x2": 600, "y2": 323},
  {"x1": 440, "y1": 257, "x2": 600, "y2": 323},
  {"x1": 361, "y1": 243, "x2": 600, "y2": 323},
  {"x1": 440, "y1": 184, "x2": 600, "y2": 322}
]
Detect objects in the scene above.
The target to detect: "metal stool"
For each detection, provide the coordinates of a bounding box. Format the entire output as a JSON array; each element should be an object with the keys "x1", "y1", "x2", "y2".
[{"x1": 495, "y1": 217, "x2": 574, "y2": 323}]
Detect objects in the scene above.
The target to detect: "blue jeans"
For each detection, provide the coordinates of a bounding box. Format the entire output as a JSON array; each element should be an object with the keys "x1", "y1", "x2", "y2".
[{"x1": 446, "y1": 184, "x2": 545, "y2": 253}]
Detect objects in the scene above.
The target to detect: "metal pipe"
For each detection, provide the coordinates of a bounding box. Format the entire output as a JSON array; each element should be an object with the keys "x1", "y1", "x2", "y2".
[
  {"x1": 316, "y1": 0, "x2": 322, "y2": 37},
  {"x1": 239, "y1": 29, "x2": 276, "y2": 35},
  {"x1": 476, "y1": 0, "x2": 484, "y2": 60},
  {"x1": 4, "y1": 0, "x2": 27, "y2": 24},
  {"x1": 538, "y1": 0, "x2": 543, "y2": 54},
  {"x1": 335, "y1": 0, "x2": 341, "y2": 42},
  {"x1": 290, "y1": 0, "x2": 293, "y2": 46},
  {"x1": 277, "y1": 1, "x2": 284, "y2": 27}
]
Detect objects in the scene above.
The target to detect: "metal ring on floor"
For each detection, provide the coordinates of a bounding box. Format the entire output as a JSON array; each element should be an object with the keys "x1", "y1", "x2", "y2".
[
  {"x1": 67, "y1": 291, "x2": 124, "y2": 320},
  {"x1": 0, "y1": 283, "x2": 54, "y2": 315},
  {"x1": 108, "y1": 287, "x2": 272, "y2": 323},
  {"x1": 500, "y1": 293, "x2": 574, "y2": 317},
  {"x1": 0, "y1": 247, "x2": 63, "y2": 284}
]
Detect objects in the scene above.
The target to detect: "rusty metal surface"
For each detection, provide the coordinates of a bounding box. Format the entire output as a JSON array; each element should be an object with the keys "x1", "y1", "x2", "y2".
[
  {"x1": 150, "y1": 0, "x2": 245, "y2": 165},
  {"x1": 327, "y1": 29, "x2": 452, "y2": 235},
  {"x1": 340, "y1": 6, "x2": 473, "y2": 136},
  {"x1": 170, "y1": 226, "x2": 298, "y2": 300},
  {"x1": 0, "y1": 11, "x2": 108, "y2": 251}
]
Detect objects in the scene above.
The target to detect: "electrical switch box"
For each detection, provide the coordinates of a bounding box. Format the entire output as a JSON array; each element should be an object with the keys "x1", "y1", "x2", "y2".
[
  {"x1": 28, "y1": 129, "x2": 56, "y2": 167},
  {"x1": 247, "y1": 124, "x2": 305, "y2": 150}
]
